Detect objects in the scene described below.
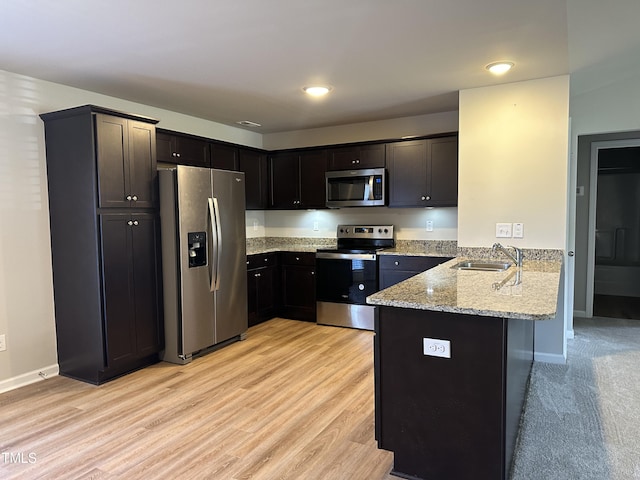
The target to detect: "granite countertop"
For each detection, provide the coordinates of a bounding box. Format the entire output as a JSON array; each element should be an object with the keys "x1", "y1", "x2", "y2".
[
  {"x1": 246, "y1": 237, "x2": 336, "y2": 256},
  {"x1": 366, "y1": 257, "x2": 562, "y2": 321}
]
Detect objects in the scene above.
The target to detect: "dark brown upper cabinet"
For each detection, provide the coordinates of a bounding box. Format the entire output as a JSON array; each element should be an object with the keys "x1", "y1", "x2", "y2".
[
  {"x1": 269, "y1": 150, "x2": 327, "y2": 209},
  {"x1": 239, "y1": 148, "x2": 269, "y2": 210},
  {"x1": 386, "y1": 135, "x2": 458, "y2": 208},
  {"x1": 156, "y1": 129, "x2": 210, "y2": 168},
  {"x1": 95, "y1": 114, "x2": 157, "y2": 210},
  {"x1": 327, "y1": 143, "x2": 385, "y2": 170},
  {"x1": 211, "y1": 142, "x2": 239, "y2": 170}
]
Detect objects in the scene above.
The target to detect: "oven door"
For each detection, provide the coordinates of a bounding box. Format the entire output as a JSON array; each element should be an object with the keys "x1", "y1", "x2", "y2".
[{"x1": 315, "y1": 252, "x2": 379, "y2": 304}]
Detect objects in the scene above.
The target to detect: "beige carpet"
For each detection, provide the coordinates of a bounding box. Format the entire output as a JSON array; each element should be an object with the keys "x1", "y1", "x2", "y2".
[{"x1": 510, "y1": 316, "x2": 640, "y2": 480}]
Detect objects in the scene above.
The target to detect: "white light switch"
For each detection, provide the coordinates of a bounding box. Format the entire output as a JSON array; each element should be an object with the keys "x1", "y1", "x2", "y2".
[
  {"x1": 513, "y1": 222, "x2": 524, "y2": 238},
  {"x1": 426, "y1": 220, "x2": 433, "y2": 232},
  {"x1": 423, "y1": 337, "x2": 451, "y2": 358}
]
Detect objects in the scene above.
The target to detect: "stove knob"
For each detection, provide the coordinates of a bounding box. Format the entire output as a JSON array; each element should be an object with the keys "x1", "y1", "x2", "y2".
[
  {"x1": 345, "y1": 228, "x2": 350, "y2": 234},
  {"x1": 378, "y1": 228, "x2": 382, "y2": 233},
  {"x1": 384, "y1": 228, "x2": 388, "y2": 234}
]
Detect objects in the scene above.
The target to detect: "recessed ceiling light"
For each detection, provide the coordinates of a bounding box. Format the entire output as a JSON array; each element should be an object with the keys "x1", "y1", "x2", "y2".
[
  {"x1": 236, "y1": 120, "x2": 262, "y2": 128},
  {"x1": 303, "y1": 85, "x2": 332, "y2": 97},
  {"x1": 485, "y1": 62, "x2": 514, "y2": 75}
]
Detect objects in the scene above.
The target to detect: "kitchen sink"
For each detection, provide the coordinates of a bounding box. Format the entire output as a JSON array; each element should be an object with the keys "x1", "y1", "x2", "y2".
[{"x1": 451, "y1": 261, "x2": 512, "y2": 272}]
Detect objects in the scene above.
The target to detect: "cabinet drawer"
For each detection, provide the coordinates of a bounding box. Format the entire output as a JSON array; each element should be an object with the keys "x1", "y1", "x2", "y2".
[
  {"x1": 379, "y1": 255, "x2": 451, "y2": 272},
  {"x1": 280, "y1": 251, "x2": 315, "y2": 266},
  {"x1": 247, "y1": 252, "x2": 278, "y2": 269}
]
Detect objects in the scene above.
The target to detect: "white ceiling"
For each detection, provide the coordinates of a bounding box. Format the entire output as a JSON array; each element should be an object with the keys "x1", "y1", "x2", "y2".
[{"x1": 1, "y1": 0, "x2": 638, "y2": 133}]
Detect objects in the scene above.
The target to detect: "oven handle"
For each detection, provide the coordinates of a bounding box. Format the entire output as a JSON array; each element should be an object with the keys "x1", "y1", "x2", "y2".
[{"x1": 316, "y1": 252, "x2": 377, "y2": 261}]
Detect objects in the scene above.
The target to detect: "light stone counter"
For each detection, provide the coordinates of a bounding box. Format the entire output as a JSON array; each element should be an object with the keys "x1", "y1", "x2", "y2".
[
  {"x1": 246, "y1": 237, "x2": 335, "y2": 256},
  {"x1": 379, "y1": 240, "x2": 457, "y2": 257},
  {"x1": 367, "y1": 257, "x2": 562, "y2": 321}
]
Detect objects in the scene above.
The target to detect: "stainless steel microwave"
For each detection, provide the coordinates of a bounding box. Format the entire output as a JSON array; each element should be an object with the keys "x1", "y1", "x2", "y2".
[{"x1": 326, "y1": 168, "x2": 386, "y2": 207}]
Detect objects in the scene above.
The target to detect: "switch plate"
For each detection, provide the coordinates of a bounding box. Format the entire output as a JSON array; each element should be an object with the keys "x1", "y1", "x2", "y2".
[
  {"x1": 252, "y1": 219, "x2": 259, "y2": 231},
  {"x1": 423, "y1": 337, "x2": 451, "y2": 358},
  {"x1": 496, "y1": 223, "x2": 512, "y2": 238},
  {"x1": 513, "y1": 222, "x2": 524, "y2": 238},
  {"x1": 0, "y1": 334, "x2": 6, "y2": 352},
  {"x1": 426, "y1": 220, "x2": 433, "y2": 232},
  {"x1": 313, "y1": 221, "x2": 319, "y2": 231}
]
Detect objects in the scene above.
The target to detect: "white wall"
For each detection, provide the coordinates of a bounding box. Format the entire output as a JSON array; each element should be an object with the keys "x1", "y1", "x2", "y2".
[
  {"x1": 458, "y1": 76, "x2": 570, "y2": 364},
  {"x1": 458, "y1": 76, "x2": 570, "y2": 249},
  {"x1": 0, "y1": 69, "x2": 261, "y2": 391}
]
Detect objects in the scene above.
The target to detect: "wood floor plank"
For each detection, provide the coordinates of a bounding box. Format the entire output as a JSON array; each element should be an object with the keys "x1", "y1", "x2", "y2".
[{"x1": 0, "y1": 318, "x2": 393, "y2": 479}]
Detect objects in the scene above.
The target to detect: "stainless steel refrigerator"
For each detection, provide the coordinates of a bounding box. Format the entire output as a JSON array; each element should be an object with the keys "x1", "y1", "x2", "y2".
[{"x1": 159, "y1": 165, "x2": 247, "y2": 364}]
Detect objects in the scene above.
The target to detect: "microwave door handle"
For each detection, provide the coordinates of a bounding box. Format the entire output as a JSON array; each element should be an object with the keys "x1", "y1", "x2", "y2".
[{"x1": 367, "y1": 175, "x2": 374, "y2": 200}]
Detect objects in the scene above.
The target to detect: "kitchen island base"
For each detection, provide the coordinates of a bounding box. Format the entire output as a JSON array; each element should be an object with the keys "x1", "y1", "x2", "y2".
[{"x1": 374, "y1": 306, "x2": 533, "y2": 480}]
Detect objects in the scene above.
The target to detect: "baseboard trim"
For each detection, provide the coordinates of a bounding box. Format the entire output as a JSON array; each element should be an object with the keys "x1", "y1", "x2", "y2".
[
  {"x1": 534, "y1": 352, "x2": 567, "y2": 365},
  {"x1": 566, "y1": 329, "x2": 575, "y2": 339},
  {"x1": 574, "y1": 309, "x2": 587, "y2": 318},
  {"x1": 0, "y1": 364, "x2": 59, "y2": 394}
]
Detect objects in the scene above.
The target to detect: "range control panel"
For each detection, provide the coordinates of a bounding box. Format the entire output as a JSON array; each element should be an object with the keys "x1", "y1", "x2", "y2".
[{"x1": 336, "y1": 224, "x2": 394, "y2": 240}]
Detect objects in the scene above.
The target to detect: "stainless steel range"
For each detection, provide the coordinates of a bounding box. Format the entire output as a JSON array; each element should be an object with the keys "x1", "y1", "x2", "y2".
[{"x1": 316, "y1": 225, "x2": 395, "y2": 330}]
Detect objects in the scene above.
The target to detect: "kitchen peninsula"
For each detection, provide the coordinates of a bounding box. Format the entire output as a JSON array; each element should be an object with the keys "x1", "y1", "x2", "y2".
[{"x1": 367, "y1": 255, "x2": 562, "y2": 480}]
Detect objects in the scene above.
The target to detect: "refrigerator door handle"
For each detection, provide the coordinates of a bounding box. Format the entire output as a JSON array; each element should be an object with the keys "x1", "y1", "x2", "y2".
[
  {"x1": 207, "y1": 197, "x2": 218, "y2": 292},
  {"x1": 212, "y1": 196, "x2": 222, "y2": 291}
]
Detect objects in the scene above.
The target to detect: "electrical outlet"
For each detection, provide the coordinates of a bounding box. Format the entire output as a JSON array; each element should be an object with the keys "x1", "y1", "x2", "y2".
[
  {"x1": 496, "y1": 223, "x2": 512, "y2": 238},
  {"x1": 252, "y1": 219, "x2": 259, "y2": 231},
  {"x1": 513, "y1": 222, "x2": 524, "y2": 238},
  {"x1": 423, "y1": 337, "x2": 451, "y2": 358},
  {"x1": 313, "y1": 221, "x2": 319, "y2": 231},
  {"x1": 426, "y1": 220, "x2": 433, "y2": 232},
  {"x1": 0, "y1": 334, "x2": 6, "y2": 352}
]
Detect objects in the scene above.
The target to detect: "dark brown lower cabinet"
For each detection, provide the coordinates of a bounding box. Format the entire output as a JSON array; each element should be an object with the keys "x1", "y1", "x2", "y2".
[
  {"x1": 280, "y1": 252, "x2": 316, "y2": 322},
  {"x1": 375, "y1": 306, "x2": 533, "y2": 480},
  {"x1": 247, "y1": 253, "x2": 280, "y2": 327},
  {"x1": 247, "y1": 251, "x2": 316, "y2": 324},
  {"x1": 378, "y1": 255, "x2": 452, "y2": 289},
  {"x1": 100, "y1": 213, "x2": 163, "y2": 368}
]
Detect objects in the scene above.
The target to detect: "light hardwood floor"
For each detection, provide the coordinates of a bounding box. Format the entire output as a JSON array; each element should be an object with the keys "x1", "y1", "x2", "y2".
[{"x1": 0, "y1": 318, "x2": 395, "y2": 479}]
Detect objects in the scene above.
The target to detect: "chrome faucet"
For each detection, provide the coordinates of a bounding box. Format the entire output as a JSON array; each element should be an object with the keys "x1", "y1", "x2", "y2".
[{"x1": 492, "y1": 243, "x2": 523, "y2": 267}]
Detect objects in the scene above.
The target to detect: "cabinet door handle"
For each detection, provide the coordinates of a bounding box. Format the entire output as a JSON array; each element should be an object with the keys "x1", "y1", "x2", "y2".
[
  {"x1": 132, "y1": 195, "x2": 138, "y2": 201},
  {"x1": 255, "y1": 273, "x2": 261, "y2": 277},
  {"x1": 133, "y1": 220, "x2": 139, "y2": 226},
  {"x1": 311, "y1": 271, "x2": 315, "y2": 275},
  {"x1": 264, "y1": 258, "x2": 269, "y2": 262},
  {"x1": 127, "y1": 220, "x2": 133, "y2": 226},
  {"x1": 295, "y1": 256, "x2": 300, "y2": 261},
  {"x1": 126, "y1": 195, "x2": 132, "y2": 201},
  {"x1": 394, "y1": 261, "x2": 399, "y2": 266},
  {"x1": 421, "y1": 196, "x2": 426, "y2": 201}
]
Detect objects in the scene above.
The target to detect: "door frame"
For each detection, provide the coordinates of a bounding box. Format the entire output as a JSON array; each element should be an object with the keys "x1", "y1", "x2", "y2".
[{"x1": 586, "y1": 138, "x2": 640, "y2": 317}]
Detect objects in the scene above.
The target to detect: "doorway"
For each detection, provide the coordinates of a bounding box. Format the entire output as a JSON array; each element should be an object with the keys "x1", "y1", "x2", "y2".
[{"x1": 587, "y1": 140, "x2": 640, "y2": 320}]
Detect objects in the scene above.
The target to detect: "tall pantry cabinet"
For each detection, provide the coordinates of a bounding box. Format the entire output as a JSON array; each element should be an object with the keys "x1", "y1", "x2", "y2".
[{"x1": 41, "y1": 105, "x2": 163, "y2": 384}]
